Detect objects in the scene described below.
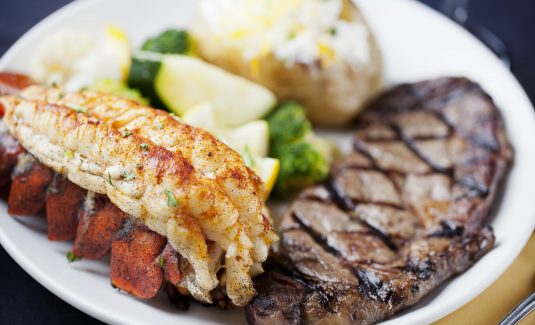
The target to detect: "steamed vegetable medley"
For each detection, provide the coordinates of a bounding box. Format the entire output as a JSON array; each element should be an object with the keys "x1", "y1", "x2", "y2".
[{"x1": 29, "y1": 26, "x2": 334, "y2": 197}]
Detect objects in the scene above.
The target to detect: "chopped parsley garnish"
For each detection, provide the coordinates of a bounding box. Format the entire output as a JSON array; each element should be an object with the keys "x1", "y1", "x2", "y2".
[
  {"x1": 139, "y1": 143, "x2": 149, "y2": 151},
  {"x1": 288, "y1": 32, "x2": 296, "y2": 40},
  {"x1": 58, "y1": 92, "x2": 65, "y2": 99},
  {"x1": 155, "y1": 120, "x2": 164, "y2": 130},
  {"x1": 64, "y1": 149, "x2": 74, "y2": 159},
  {"x1": 329, "y1": 27, "x2": 337, "y2": 36},
  {"x1": 47, "y1": 185, "x2": 58, "y2": 194},
  {"x1": 123, "y1": 130, "x2": 133, "y2": 137},
  {"x1": 66, "y1": 251, "x2": 82, "y2": 263},
  {"x1": 243, "y1": 145, "x2": 256, "y2": 168},
  {"x1": 122, "y1": 171, "x2": 136, "y2": 181},
  {"x1": 67, "y1": 103, "x2": 86, "y2": 113},
  {"x1": 107, "y1": 170, "x2": 113, "y2": 186},
  {"x1": 165, "y1": 190, "x2": 178, "y2": 208},
  {"x1": 158, "y1": 256, "x2": 165, "y2": 268}
]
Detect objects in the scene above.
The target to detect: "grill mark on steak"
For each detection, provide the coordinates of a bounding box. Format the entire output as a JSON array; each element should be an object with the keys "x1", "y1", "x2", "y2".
[
  {"x1": 248, "y1": 78, "x2": 512, "y2": 325},
  {"x1": 390, "y1": 123, "x2": 454, "y2": 176},
  {"x1": 325, "y1": 178, "x2": 401, "y2": 250},
  {"x1": 291, "y1": 211, "x2": 345, "y2": 260},
  {"x1": 356, "y1": 91, "x2": 498, "y2": 197}
]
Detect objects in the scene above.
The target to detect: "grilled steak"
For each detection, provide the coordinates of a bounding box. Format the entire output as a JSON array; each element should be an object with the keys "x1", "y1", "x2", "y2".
[{"x1": 247, "y1": 78, "x2": 512, "y2": 324}]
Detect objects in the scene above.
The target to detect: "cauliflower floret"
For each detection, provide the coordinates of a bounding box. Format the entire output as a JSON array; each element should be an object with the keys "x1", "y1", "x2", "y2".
[{"x1": 30, "y1": 27, "x2": 129, "y2": 91}]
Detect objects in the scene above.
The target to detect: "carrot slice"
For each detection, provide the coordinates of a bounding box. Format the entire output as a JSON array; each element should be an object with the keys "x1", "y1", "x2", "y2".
[
  {"x1": 8, "y1": 155, "x2": 53, "y2": 215},
  {"x1": 46, "y1": 174, "x2": 86, "y2": 240},
  {"x1": 73, "y1": 193, "x2": 128, "y2": 259},
  {"x1": 110, "y1": 219, "x2": 166, "y2": 299}
]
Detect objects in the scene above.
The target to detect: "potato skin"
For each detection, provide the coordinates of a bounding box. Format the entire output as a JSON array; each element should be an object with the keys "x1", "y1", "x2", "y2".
[{"x1": 191, "y1": 0, "x2": 382, "y2": 126}]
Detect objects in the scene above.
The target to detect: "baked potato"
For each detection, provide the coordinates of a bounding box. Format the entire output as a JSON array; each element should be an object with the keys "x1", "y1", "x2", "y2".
[{"x1": 191, "y1": 0, "x2": 383, "y2": 126}]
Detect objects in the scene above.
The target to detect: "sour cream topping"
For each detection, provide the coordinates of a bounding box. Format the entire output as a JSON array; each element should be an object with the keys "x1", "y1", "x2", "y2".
[{"x1": 198, "y1": 0, "x2": 370, "y2": 67}]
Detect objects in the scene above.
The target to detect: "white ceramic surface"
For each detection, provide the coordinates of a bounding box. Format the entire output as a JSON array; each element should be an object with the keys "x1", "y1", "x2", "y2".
[{"x1": 1, "y1": 0, "x2": 534, "y2": 324}]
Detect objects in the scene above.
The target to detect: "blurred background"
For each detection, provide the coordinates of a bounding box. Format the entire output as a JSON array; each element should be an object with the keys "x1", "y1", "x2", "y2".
[{"x1": 0, "y1": 0, "x2": 533, "y2": 324}]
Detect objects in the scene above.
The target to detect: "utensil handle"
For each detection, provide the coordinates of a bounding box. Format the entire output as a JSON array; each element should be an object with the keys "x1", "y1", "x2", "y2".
[{"x1": 499, "y1": 293, "x2": 535, "y2": 325}]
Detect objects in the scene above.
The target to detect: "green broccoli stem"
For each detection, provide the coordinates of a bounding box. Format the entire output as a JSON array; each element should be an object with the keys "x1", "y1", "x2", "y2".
[{"x1": 267, "y1": 102, "x2": 330, "y2": 197}]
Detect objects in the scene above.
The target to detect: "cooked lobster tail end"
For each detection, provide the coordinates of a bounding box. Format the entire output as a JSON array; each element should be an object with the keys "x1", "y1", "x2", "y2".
[{"x1": 0, "y1": 89, "x2": 277, "y2": 306}]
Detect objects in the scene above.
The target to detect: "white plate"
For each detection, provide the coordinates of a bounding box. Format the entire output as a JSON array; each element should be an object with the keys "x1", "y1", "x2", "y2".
[{"x1": 1, "y1": 0, "x2": 534, "y2": 324}]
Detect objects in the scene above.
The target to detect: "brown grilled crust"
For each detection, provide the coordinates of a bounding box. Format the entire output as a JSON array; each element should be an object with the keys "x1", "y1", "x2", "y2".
[{"x1": 247, "y1": 77, "x2": 512, "y2": 324}]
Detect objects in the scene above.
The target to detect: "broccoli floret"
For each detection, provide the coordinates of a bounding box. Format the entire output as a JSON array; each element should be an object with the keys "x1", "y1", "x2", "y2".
[
  {"x1": 267, "y1": 102, "x2": 332, "y2": 197},
  {"x1": 267, "y1": 102, "x2": 311, "y2": 144},
  {"x1": 141, "y1": 29, "x2": 194, "y2": 55},
  {"x1": 272, "y1": 141, "x2": 329, "y2": 196},
  {"x1": 89, "y1": 79, "x2": 149, "y2": 105}
]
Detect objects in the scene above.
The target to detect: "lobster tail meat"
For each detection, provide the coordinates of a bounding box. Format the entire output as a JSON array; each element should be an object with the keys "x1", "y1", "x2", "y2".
[
  {"x1": 46, "y1": 173, "x2": 86, "y2": 240},
  {"x1": 110, "y1": 219, "x2": 167, "y2": 299},
  {"x1": 21, "y1": 85, "x2": 277, "y2": 264},
  {"x1": 0, "y1": 72, "x2": 277, "y2": 306}
]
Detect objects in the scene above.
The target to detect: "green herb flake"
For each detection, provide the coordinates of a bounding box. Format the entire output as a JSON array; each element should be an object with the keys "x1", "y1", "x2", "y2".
[
  {"x1": 164, "y1": 190, "x2": 178, "y2": 208},
  {"x1": 122, "y1": 171, "x2": 136, "y2": 181},
  {"x1": 139, "y1": 143, "x2": 149, "y2": 151},
  {"x1": 58, "y1": 92, "x2": 65, "y2": 99},
  {"x1": 329, "y1": 27, "x2": 337, "y2": 36},
  {"x1": 243, "y1": 145, "x2": 256, "y2": 168},
  {"x1": 155, "y1": 120, "x2": 164, "y2": 130},
  {"x1": 123, "y1": 130, "x2": 133, "y2": 138},
  {"x1": 47, "y1": 185, "x2": 58, "y2": 194},
  {"x1": 64, "y1": 149, "x2": 74, "y2": 159},
  {"x1": 288, "y1": 32, "x2": 296, "y2": 40},
  {"x1": 158, "y1": 256, "x2": 165, "y2": 268},
  {"x1": 67, "y1": 103, "x2": 86, "y2": 113},
  {"x1": 66, "y1": 251, "x2": 82, "y2": 263},
  {"x1": 107, "y1": 170, "x2": 114, "y2": 186}
]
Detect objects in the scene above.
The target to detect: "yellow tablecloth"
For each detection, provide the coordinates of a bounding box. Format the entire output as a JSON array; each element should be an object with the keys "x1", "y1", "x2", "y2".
[{"x1": 434, "y1": 232, "x2": 535, "y2": 324}]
